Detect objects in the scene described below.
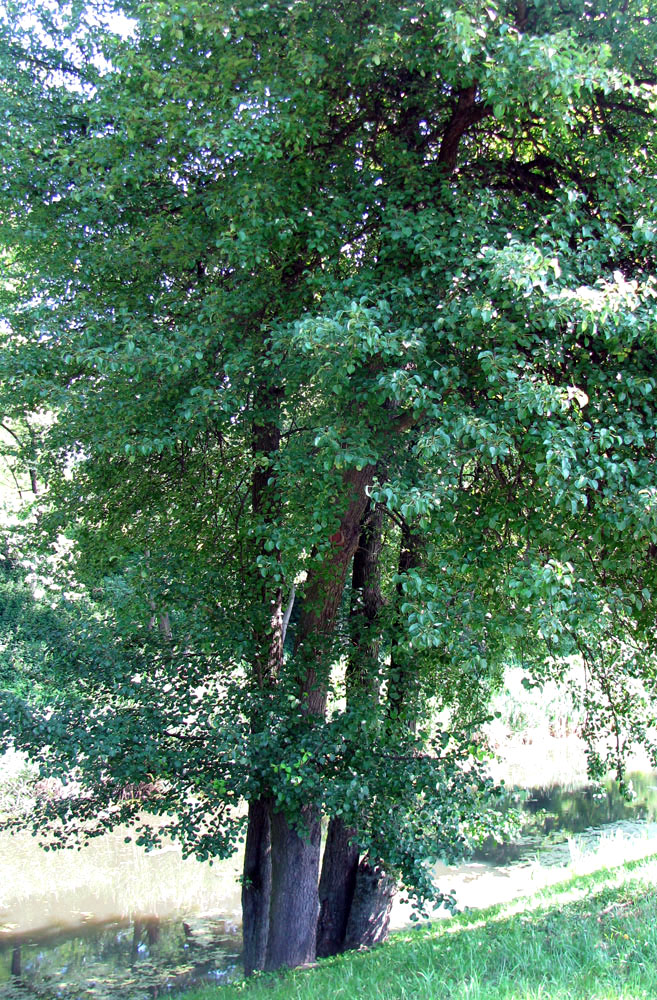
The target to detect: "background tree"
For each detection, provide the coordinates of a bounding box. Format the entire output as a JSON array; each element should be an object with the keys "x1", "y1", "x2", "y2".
[{"x1": 1, "y1": 0, "x2": 657, "y2": 974}]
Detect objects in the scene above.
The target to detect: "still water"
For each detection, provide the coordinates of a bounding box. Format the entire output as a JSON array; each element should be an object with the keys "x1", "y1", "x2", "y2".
[{"x1": 2, "y1": 770, "x2": 657, "y2": 999}]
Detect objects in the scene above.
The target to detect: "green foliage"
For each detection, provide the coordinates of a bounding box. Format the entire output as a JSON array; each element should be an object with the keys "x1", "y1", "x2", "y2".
[{"x1": 0, "y1": 0, "x2": 656, "y2": 920}]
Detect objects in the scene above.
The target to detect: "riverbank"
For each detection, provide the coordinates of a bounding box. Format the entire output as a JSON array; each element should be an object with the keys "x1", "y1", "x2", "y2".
[
  {"x1": 3, "y1": 709, "x2": 657, "y2": 997},
  {"x1": 185, "y1": 852, "x2": 657, "y2": 1000}
]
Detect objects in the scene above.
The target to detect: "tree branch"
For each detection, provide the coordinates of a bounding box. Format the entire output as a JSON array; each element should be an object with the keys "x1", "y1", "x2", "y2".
[{"x1": 438, "y1": 86, "x2": 493, "y2": 173}]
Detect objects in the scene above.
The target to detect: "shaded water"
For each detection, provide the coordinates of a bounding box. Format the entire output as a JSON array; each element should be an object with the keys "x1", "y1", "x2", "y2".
[
  {"x1": 0, "y1": 822, "x2": 243, "y2": 999},
  {"x1": 477, "y1": 769, "x2": 657, "y2": 866},
  {"x1": 0, "y1": 915, "x2": 240, "y2": 999},
  {"x1": 3, "y1": 770, "x2": 657, "y2": 998}
]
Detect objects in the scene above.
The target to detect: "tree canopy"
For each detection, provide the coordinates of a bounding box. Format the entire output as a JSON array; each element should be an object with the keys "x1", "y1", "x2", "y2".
[{"x1": 1, "y1": 0, "x2": 657, "y2": 973}]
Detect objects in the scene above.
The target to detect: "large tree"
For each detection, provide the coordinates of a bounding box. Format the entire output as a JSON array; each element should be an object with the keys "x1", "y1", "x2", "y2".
[{"x1": 1, "y1": 0, "x2": 657, "y2": 974}]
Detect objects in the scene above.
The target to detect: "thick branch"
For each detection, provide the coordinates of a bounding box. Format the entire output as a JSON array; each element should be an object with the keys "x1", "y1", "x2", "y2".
[{"x1": 438, "y1": 85, "x2": 492, "y2": 173}]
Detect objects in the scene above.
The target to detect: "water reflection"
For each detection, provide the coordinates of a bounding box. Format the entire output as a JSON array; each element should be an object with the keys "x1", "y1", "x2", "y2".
[
  {"x1": 0, "y1": 914, "x2": 240, "y2": 999},
  {"x1": 0, "y1": 819, "x2": 243, "y2": 999},
  {"x1": 0, "y1": 821, "x2": 243, "y2": 941},
  {"x1": 3, "y1": 771, "x2": 657, "y2": 998},
  {"x1": 477, "y1": 769, "x2": 657, "y2": 866}
]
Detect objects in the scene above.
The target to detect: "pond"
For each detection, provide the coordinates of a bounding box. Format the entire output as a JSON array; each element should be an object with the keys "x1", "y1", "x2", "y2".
[
  {"x1": 0, "y1": 819, "x2": 243, "y2": 999},
  {"x1": 3, "y1": 769, "x2": 657, "y2": 999}
]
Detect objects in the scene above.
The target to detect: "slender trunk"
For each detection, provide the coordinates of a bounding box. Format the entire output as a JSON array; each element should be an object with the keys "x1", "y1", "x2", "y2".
[
  {"x1": 346, "y1": 501, "x2": 384, "y2": 702},
  {"x1": 316, "y1": 815, "x2": 359, "y2": 958},
  {"x1": 131, "y1": 920, "x2": 143, "y2": 963},
  {"x1": 264, "y1": 805, "x2": 322, "y2": 970},
  {"x1": 338, "y1": 519, "x2": 422, "y2": 951},
  {"x1": 25, "y1": 414, "x2": 40, "y2": 497},
  {"x1": 294, "y1": 465, "x2": 375, "y2": 711},
  {"x1": 242, "y1": 384, "x2": 284, "y2": 973},
  {"x1": 388, "y1": 521, "x2": 423, "y2": 731},
  {"x1": 317, "y1": 501, "x2": 385, "y2": 957},
  {"x1": 242, "y1": 798, "x2": 272, "y2": 976}
]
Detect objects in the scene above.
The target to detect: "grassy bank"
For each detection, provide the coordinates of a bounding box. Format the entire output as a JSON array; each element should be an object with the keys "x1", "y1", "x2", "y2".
[{"x1": 187, "y1": 854, "x2": 657, "y2": 1000}]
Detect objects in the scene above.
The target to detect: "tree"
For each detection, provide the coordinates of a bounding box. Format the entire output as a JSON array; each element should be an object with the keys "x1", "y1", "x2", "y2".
[{"x1": 1, "y1": 0, "x2": 657, "y2": 974}]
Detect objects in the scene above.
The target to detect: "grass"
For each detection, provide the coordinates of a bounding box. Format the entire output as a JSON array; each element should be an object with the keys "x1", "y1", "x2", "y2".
[{"x1": 185, "y1": 854, "x2": 657, "y2": 1000}]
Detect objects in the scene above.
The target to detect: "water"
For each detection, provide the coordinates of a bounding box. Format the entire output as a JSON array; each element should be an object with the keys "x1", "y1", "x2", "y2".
[
  {"x1": 425, "y1": 768, "x2": 657, "y2": 919},
  {"x1": 0, "y1": 820, "x2": 243, "y2": 999},
  {"x1": 0, "y1": 916, "x2": 240, "y2": 1000},
  {"x1": 477, "y1": 768, "x2": 657, "y2": 866},
  {"x1": 3, "y1": 770, "x2": 657, "y2": 998}
]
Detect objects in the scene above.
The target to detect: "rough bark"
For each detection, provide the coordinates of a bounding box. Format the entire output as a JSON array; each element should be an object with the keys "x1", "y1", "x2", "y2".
[
  {"x1": 343, "y1": 860, "x2": 396, "y2": 951},
  {"x1": 316, "y1": 501, "x2": 385, "y2": 957},
  {"x1": 242, "y1": 798, "x2": 272, "y2": 977},
  {"x1": 316, "y1": 817, "x2": 360, "y2": 958},
  {"x1": 388, "y1": 521, "x2": 423, "y2": 731},
  {"x1": 264, "y1": 805, "x2": 322, "y2": 970},
  {"x1": 242, "y1": 383, "x2": 283, "y2": 973},
  {"x1": 261, "y1": 466, "x2": 377, "y2": 969},
  {"x1": 256, "y1": 434, "x2": 414, "y2": 970}
]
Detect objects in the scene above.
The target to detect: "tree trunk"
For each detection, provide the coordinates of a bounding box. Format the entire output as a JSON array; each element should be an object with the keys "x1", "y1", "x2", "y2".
[
  {"x1": 243, "y1": 382, "x2": 283, "y2": 974},
  {"x1": 257, "y1": 465, "x2": 374, "y2": 970},
  {"x1": 331, "y1": 518, "x2": 420, "y2": 955},
  {"x1": 264, "y1": 805, "x2": 322, "y2": 970},
  {"x1": 241, "y1": 797, "x2": 272, "y2": 976},
  {"x1": 316, "y1": 817, "x2": 359, "y2": 957},
  {"x1": 343, "y1": 860, "x2": 396, "y2": 950},
  {"x1": 388, "y1": 521, "x2": 423, "y2": 732},
  {"x1": 316, "y1": 501, "x2": 385, "y2": 957},
  {"x1": 332, "y1": 520, "x2": 420, "y2": 954},
  {"x1": 346, "y1": 501, "x2": 384, "y2": 702}
]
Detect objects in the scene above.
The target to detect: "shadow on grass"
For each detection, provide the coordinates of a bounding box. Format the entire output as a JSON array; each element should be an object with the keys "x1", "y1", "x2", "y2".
[{"x1": 188, "y1": 858, "x2": 657, "y2": 1000}]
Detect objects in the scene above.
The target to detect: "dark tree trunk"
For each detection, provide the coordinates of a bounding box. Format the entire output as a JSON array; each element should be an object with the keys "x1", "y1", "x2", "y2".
[
  {"x1": 388, "y1": 521, "x2": 423, "y2": 731},
  {"x1": 249, "y1": 454, "x2": 413, "y2": 971},
  {"x1": 244, "y1": 382, "x2": 283, "y2": 974},
  {"x1": 316, "y1": 501, "x2": 385, "y2": 957},
  {"x1": 343, "y1": 860, "x2": 396, "y2": 950},
  {"x1": 346, "y1": 501, "x2": 384, "y2": 702},
  {"x1": 258, "y1": 466, "x2": 374, "y2": 970},
  {"x1": 294, "y1": 465, "x2": 376, "y2": 714},
  {"x1": 316, "y1": 817, "x2": 359, "y2": 957},
  {"x1": 264, "y1": 805, "x2": 322, "y2": 971},
  {"x1": 241, "y1": 797, "x2": 272, "y2": 976},
  {"x1": 131, "y1": 920, "x2": 143, "y2": 963},
  {"x1": 334, "y1": 519, "x2": 419, "y2": 955},
  {"x1": 146, "y1": 918, "x2": 160, "y2": 945}
]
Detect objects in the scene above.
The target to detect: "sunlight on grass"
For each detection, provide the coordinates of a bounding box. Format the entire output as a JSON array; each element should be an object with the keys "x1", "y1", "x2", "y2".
[{"x1": 184, "y1": 853, "x2": 657, "y2": 1000}]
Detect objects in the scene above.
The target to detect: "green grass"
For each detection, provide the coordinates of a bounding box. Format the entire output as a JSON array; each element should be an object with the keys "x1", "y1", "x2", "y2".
[{"x1": 186, "y1": 854, "x2": 657, "y2": 1000}]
